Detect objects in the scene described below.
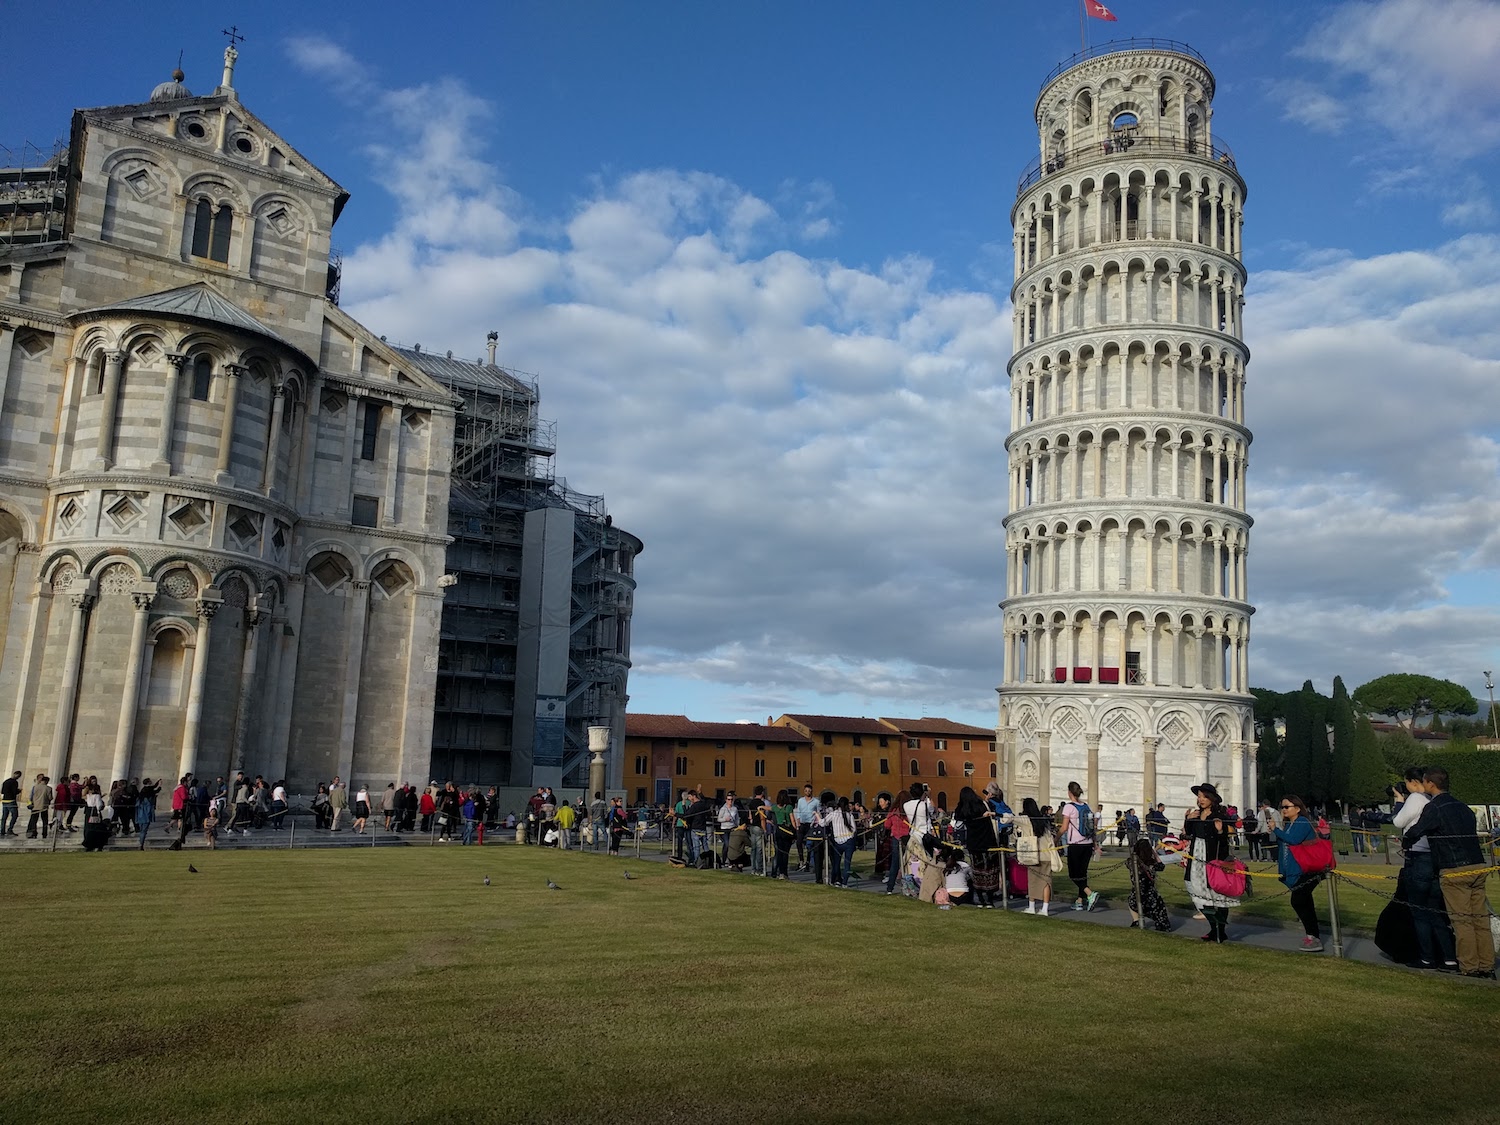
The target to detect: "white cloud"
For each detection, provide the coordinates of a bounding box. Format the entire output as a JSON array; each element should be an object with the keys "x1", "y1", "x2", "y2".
[{"x1": 290, "y1": 43, "x2": 1500, "y2": 721}]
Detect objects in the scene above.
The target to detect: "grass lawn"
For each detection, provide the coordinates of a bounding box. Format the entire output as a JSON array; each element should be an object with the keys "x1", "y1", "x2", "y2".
[{"x1": 2, "y1": 845, "x2": 1497, "y2": 1124}]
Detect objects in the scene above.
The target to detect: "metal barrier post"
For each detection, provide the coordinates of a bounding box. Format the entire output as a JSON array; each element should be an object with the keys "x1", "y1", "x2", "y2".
[
  {"x1": 1326, "y1": 874, "x2": 1344, "y2": 959},
  {"x1": 289, "y1": 815, "x2": 296, "y2": 850},
  {"x1": 1000, "y1": 846, "x2": 1010, "y2": 911},
  {"x1": 1384, "y1": 833, "x2": 1393, "y2": 865}
]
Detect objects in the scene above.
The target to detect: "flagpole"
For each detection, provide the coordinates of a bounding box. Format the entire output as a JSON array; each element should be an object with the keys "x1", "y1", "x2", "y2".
[{"x1": 1079, "y1": 0, "x2": 1087, "y2": 52}]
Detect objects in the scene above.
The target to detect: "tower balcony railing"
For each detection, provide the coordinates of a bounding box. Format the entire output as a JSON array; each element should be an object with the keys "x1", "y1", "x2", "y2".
[
  {"x1": 1037, "y1": 39, "x2": 1209, "y2": 91},
  {"x1": 1016, "y1": 133, "x2": 1237, "y2": 197}
]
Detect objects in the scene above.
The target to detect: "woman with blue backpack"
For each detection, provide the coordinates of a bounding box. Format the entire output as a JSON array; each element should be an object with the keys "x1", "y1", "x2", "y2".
[{"x1": 1060, "y1": 781, "x2": 1100, "y2": 911}]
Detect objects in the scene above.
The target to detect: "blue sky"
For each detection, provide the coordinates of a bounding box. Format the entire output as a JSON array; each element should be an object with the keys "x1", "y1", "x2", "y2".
[{"x1": 9, "y1": 1, "x2": 1500, "y2": 725}]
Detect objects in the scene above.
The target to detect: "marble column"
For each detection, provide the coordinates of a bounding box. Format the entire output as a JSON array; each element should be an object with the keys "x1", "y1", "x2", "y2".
[
  {"x1": 262, "y1": 383, "x2": 287, "y2": 496},
  {"x1": 1085, "y1": 732, "x2": 1101, "y2": 804},
  {"x1": 178, "y1": 593, "x2": 222, "y2": 779},
  {"x1": 335, "y1": 579, "x2": 371, "y2": 782},
  {"x1": 1141, "y1": 735, "x2": 1159, "y2": 809},
  {"x1": 1192, "y1": 738, "x2": 1209, "y2": 784},
  {"x1": 1230, "y1": 740, "x2": 1246, "y2": 812},
  {"x1": 214, "y1": 364, "x2": 244, "y2": 484},
  {"x1": 154, "y1": 353, "x2": 185, "y2": 472},
  {"x1": 93, "y1": 350, "x2": 125, "y2": 469},
  {"x1": 109, "y1": 586, "x2": 156, "y2": 783},
  {"x1": 0, "y1": 322, "x2": 14, "y2": 416},
  {"x1": 3, "y1": 560, "x2": 48, "y2": 778},
  {"x1": 47, "y1": 580, "x2": 96, "y2": 783},
  {"x1": 230, "y1": 602, "x2": 266, "y2": 772},
  {"x1": 1037, "y1": 729, "x2": 1052, "y2": 808}
]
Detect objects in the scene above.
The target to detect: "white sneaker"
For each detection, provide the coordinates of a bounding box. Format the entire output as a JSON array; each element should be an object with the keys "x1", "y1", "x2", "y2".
[
  {"x1": 1024, "y1": 904, "x2": 1036, "y2": 915},
  {"x1": 1041, "y1": 905, "x2": 1050, "y2": 916}
]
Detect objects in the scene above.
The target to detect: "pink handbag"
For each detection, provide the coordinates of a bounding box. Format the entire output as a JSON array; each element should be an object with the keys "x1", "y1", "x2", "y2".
[{"x1": 1205, "y1": 857, "x2": 1248, "y2": 897}]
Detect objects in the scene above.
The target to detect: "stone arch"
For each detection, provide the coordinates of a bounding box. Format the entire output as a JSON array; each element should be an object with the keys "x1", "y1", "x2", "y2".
[{"x1": 304, "y1": 549, "x2": 356, "y2": 594}]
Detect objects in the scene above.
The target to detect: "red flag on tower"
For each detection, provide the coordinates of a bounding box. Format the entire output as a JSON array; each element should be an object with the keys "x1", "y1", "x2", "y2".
[{"x1": 1085, "y1": 0, "x2": 1118, "y2": 20}]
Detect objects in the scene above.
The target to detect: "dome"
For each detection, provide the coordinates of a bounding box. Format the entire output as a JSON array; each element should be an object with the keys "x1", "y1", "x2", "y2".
[{"x1": 149, "y1": 68, "x2": 192, "y2": 103}]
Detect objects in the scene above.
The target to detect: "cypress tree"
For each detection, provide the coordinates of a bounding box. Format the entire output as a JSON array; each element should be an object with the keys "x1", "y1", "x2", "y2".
[
  {"x1": 1348, "y1": 714, "x2": 1391, "y2": 802},
  {"x1": 1330, "y1": 675, "x2": 1356, "y2": 800},
  {"x1": 1283, "y1": 689, "x2": 1311, "y2": 796},
  {"x1": 1305, "y1": 679, "x2": 1332, "y2": 801},
  {"x1": 1256, "y1": 721, "x2": 1281, "y2": 800}
]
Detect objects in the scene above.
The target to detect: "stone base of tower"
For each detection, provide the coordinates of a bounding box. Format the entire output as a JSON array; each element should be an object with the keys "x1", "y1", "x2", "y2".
[{"x1": 995, "y1": 687, "x2": 1254, "y2": 823}]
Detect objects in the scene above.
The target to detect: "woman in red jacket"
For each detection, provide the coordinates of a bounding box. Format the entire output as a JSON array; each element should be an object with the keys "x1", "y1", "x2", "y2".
[{"x1": 419, "y1": 788, "x2": 437, "y2": 833}]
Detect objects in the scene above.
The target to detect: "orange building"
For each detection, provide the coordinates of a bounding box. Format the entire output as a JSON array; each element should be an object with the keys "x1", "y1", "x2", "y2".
[
  {"x1": 772, "y1": 715, "x2": 904, "y2": 804},
  {"x1": 624, "y1": 713, "x2": 813, "y2": 807},
  {"x1": 878, "y1": 718, "x2": 998, "y2": 811}
]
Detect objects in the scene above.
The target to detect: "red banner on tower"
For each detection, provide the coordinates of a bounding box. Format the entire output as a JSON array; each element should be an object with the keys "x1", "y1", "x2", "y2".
[{"x1": 1085, "y1": 0, "x2": 1118, "y2": 20}]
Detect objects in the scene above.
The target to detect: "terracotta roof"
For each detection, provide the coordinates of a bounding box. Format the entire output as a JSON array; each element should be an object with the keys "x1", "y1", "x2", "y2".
[
  {"x1": 626, "y1": 714, "x2": 810, "y2": 743},
  {"x1": 777, "y1": 714, "x2": 897, "y2": 736},
  {"x1": 880, "y1": 717, "x2": 996, "y2": 738}
]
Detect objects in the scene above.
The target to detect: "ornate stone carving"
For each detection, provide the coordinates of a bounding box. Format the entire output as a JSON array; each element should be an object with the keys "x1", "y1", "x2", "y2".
[
  {"x1": 196, "y1": 599, "x2": 220, "y2": 622},
  {"x1": 159, "y1": 568, "x2": 198, "y2": 600},
  {"x1": 98, "y1": 562, "x2": 138, "y2": 594}
]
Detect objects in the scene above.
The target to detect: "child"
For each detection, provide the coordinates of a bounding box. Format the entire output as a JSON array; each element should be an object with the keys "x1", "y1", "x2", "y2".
[
  {"x1": 1126, "y1": 839, "x2": 1171, "y2": 931},
  {"x1": 203, "y1": 798, "x2": 220, "y2": 850}
]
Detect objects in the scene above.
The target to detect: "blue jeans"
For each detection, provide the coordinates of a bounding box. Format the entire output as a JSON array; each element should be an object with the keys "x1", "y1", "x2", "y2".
[
  {"x1": 749, "y1": 827, "x2": 765, "y2": 874},
  {"x1": 886, "y1": 835, "x2": 907, "y2": 891},
  {"x1": 830, "y1": 838, "x2": 856, "y2": 885},
  {"x1": 461, "y1": 817, "x2": 476, "y2": 845},
  {"x1": 1352, "y1": 829, "x2": 1367, "y2": 854},
  {"x1": 690, "y1": 829, "x2": 708, "y2": 864},
  {"x1": 1405, "y1": 851, "x2": 1456, "y2": 966},
  {"x1": 0, "y1": 803, "x2": 16, "y2": 836}
]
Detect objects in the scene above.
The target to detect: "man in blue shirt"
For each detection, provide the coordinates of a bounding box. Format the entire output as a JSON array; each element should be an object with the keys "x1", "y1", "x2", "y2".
[{"x1": 794, "y1": 784, "x2": 820, "y2": 872}]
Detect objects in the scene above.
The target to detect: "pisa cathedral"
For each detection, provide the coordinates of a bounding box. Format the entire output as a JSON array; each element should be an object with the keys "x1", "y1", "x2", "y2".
[
  {"x1": 997, "y1": 41, "x2": 1255, "y2": 819},
  {"x1": 0, "y1": 50, "x2": 638, "y2": 799}
]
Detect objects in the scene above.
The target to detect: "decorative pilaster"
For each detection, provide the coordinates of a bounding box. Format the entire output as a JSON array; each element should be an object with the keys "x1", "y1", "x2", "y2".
[
  {"x1": 1140, "y1": 735, "x2": 1159, "y2": 809},
  {"x1": 109, "y1": 586, "x2": 156, "y2": 783},
  {"x1": 47, "y1": 581, "x2": 96, "y2": 783},
  {"x1": 3, "y1": 560, "x2": 48, "y2": 778},
  {"x1": 93, "y1": 350, "x2": 125, "y2": 469},
  {"x1": 154, "y1": 353, "x2": 186, "y2": 472},
  {"x1": 229, "y1": 602, "x2": 266, "y2": 772},
  {"x1": 214, "y1": 364, "x2": 244, "y2": 484},
  {"x1": 262, "y1": 384, "x2": 287, "y2": 496},
  {"x1": 1085, "y1": 731, "x2": 1101, "y2": 804},
  {"x1": 178, "y1": 592, "x2": 223, "y2": 779},
  {"x1": 335, "y1": 579, "x2": 371, "y2": 782},
  {"x1": 1036, "y1": 729, "x2": 1052, "y2": 808},
  {"x1": 1192, "y1": 738, "x2": 1209, "y2": 784}
]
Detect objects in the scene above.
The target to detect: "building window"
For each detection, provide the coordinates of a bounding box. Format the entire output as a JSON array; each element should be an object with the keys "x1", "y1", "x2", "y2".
[
  {"x1": 989, "y1": 763, "x2": 998, "y2": 778},
  {"x1": 754, "y1": 759, "x2": 766, "y2": 778},
  {"x1": 675, "y1": 756, "x2": 687, "y2": 776},
  {"x1": 822, "y1": 733, "x2": 833, "y2": 746},
  {"x1": 989, "y1": 741, "x2": 997, "y2": 753},
  {"x1": 755, "y1": 743, "x2": 765, "y2": 750},
  {"x1": 879, "y1": 736, "x2": 889, "y2": 748},
  {"x1": 852, "y1": 735, "x2": 862, "y2": 746},
  {"x1": 190, "y1": 199, "x2": 233, "y2": 263},
  {"x1": 361, "y1": 402, "x2": 382, "y2": 460},
  {"x1": 853, "y1": 758, "x2": 862, "y2": 775},
  {"x1": 937, "y1": 761, "x2": 947, "y2": 777},
  {"x1": 907, "y1": 738, "x2": 920, "y2": 749},
  {"x1": 715, "y1": 741, "x2": 726, "y2": 750},
  {"x1": 934, "y1": 739, "x2": 948, "y2": 751},
  {"x1": 879, "y1": 759, "x2": 890, "y2": 775},
  {"x1": 677, "y1": 740, "x2": 689, "y2": 748},
  {"x1": 909, "y1": 759, "x2": 920, "y2": 776},
  {"x1": 634, "y1": 755, "x2": 647, "y2": 775},
  {"x1": 787, "y1": 760, "x2": 798, "y2": 778},
  {"x1": 190, "y1": 355, "x2": 213, "y2": 401},
  {"x1": 962, "y1": 740, "x2": 971, "y2": 753},
  {"x1": 822, "y1": 756, "x2": 833, "y2": 774},
  {"x1": 351, "y1": 496, "x2": 378, "y2": 527},
  {"x1": 714, "y1": 759, "x2": 726, "y2": 778}
]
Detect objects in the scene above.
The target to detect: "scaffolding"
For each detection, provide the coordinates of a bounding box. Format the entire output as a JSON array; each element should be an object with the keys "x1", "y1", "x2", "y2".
[
  {"x1": 405, "y1": 346, "x2": 636, "y2": 789},
  {"x1": 0, "y1": 140, "x2": 69, "y2": 255}
]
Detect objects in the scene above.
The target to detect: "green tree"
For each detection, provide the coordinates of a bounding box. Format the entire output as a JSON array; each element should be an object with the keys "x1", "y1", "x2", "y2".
[
  {"x1": 1256, "y1": 721, "x2": 1282, "y2": 800},
  {"x1": 1429, "y1": 711, "x2": 1446, "y2": 734},
  {"x1": 1303, "y1": 680, "x2": 1332, "y2": 801},
  {"x1": 1351, "y1": 673, "x2": 1478, "y2": 731},
  {"x1": 1330, "y1": 676, "x2": 1356, "y2": 801},
  {"x1": 1348, "y1": 714, "x2": 1393, "y2": 802},
  {"x1": 1282, "y1": 689, "x2": 1310, "y2": 796}
]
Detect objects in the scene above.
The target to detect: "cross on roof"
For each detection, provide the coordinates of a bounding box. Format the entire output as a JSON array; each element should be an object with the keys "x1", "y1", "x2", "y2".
[{"x1": 221, "y1": 25, "x2": 246, "y2": 48}]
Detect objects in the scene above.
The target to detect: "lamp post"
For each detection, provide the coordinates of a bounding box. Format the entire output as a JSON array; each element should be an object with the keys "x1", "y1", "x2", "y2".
[
  {"x1": 587, "y1": 725, "x2": 610, "y2": 807},
  {"x1": 1484, "y1": 670, "x2": 1497, "y2": 740}
]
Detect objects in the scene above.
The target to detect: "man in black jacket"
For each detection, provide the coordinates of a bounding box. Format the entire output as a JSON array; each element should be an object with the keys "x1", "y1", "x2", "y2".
[
  {"x1": 684, "y1": 789, "x2": 714, "y2": 867},
  {"x1": 1401, "y1": 767, "x2": 1495, "y2": 979}
]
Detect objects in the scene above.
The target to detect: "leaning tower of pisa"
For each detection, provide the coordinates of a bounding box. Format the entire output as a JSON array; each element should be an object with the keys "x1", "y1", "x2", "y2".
[{"x1": 997, "y1": 41, "x2": 1254, "y2": 819}]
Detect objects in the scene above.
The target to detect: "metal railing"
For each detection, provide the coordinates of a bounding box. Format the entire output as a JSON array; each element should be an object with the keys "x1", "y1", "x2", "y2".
[
  {"x1": 1017, "y1": 132, "x2": 1238, "y2": 196},
  {"x1": 1038, "y1": 39, "x2": 1210, "y2": 91}
]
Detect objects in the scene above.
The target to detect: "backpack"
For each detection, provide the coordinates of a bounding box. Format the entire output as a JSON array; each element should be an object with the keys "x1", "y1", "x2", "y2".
[{"x1": 1072, "y1": 802, "x2": 1096, "y2": 841}]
